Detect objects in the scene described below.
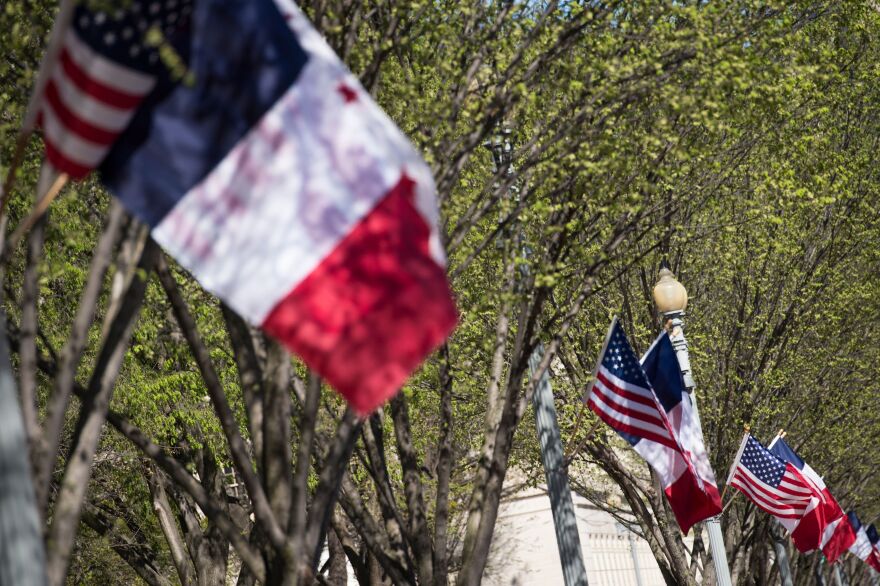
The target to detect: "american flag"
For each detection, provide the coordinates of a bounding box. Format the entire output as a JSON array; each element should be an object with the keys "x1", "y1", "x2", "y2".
[
  {"x1": 729, "y1": 435, "x2": 818, "y2": 520},
  {"x1": 40, "y1": 0, "x2": 193, "y2": 178},
  {"x1": 587, "y1": 320, "x2": 679, "y2": 450}
]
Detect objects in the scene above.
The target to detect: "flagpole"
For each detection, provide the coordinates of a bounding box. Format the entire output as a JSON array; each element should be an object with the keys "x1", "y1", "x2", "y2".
[
  {"x1": 723, "y1": 427, "x2": 751, "y2": 492},
  {"x1": 652, "y1": 263, "x2": 733, "y2": 586}
]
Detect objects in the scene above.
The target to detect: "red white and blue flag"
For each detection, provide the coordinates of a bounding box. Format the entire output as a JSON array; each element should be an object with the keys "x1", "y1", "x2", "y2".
[
  {"x1": 586, "y1": 318, "x2": 719, "y2": 533},
  {"x1": 848, "y1": 512, "x2": 880, "y2": 571},
  {"x1": 727, "y1": 434, "x2": 824, "y2": 552},
  {"x1": 640, "y1": 331, "x2": 723, "y2": 531},
  {"x1": 768, "y1": 436, "x2": 855, "y2": 562},
  {"x1": 38, "y1": 0, "x2": 457, "y2": 413},
  {"x1": 867, "y1": 524, "x2": 880, "y2": 572}
]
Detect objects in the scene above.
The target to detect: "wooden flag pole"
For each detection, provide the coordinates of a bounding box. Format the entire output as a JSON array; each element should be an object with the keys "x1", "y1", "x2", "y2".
[
  {"x1": 0, "y1": 0, "x2": 76, "y2": 216},
  {"x1": 768, "y1": 428, "x2": 785, "y2": 450}
]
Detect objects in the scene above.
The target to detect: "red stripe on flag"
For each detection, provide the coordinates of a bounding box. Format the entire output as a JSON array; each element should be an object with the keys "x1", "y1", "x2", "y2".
[
  {"x1": 595, "y1": 370, "x2": 657, "y2": 409},
  {"x1": 587, "y1": 398, "x2": 679, "y2": 449},
  {"x1": 735, "y1": 471, "x2": 810, "y2": 509},
  {"x1": 59, "y1": 48, "x2": 145, "y2": 109},
  {"x1": 41, "y1": 119, "x2": 93, "y2": 179},
  {"x1": 590, "y1": 385, "x2": 668, "y2": 429},
  {"x1": 731, "y1": 474, "x2": 807, "y2": 516},
  {"x1": 730, "y1": 478, "x2": 804, "y2": 519},
  {"x1": 44, "y1": 80, "x2": 119, "y2": 146},
  {"x1": 261, "y1": 174, "x2": 457, "y2": 414}
]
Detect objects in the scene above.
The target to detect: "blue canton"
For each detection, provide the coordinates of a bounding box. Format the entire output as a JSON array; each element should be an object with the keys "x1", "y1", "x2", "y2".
[
  {"x1": 740, "y1": 436, "x2": 786, "y2": 486},
  {"x1": 602, "y1": 322, "x2": 652, "y2": 390},
  {"x1": 74, "y1": 0, "x2": 194, "y2": 74}
]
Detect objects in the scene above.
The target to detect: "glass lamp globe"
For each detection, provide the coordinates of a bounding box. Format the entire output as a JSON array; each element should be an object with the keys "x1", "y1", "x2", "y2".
[{"x1": 652, "y1": 267, "x2": 688, "y2": 314}]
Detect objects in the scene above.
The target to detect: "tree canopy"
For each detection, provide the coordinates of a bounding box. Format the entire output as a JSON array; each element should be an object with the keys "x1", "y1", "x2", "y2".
[{"x1": 3, "y1": 1, "x2": 880, "y2": 585}]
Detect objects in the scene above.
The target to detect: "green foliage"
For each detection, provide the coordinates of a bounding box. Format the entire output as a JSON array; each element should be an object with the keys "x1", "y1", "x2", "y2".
[{"x1": 5, "y1": 0, "x2": 880, "y2": 583}]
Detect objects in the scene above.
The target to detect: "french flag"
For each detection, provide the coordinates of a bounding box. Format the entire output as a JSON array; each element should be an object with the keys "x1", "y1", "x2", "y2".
[
  {"x1": 768, "y1": 436, "x2": 855, "y2": 561},
  {"x1": 868, "y1": 524, "x2": 880, "y2": 572},
  {"x1": 586, "y1": 320, "x2": 720, "y2": 533},
  {"x1": 38, "y1": 0, "x2": 457, "y2": 413},
  {"x1": 640, "y1": 331, "x2": 723, "y2": 532},
  {"x1": 848, "y1": 512, "x2": 880, "y2": 571}
]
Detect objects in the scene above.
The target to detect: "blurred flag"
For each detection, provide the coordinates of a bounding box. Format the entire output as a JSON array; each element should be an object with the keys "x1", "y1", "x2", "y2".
[
  {"x1": 640, "y1": 331, "x2": 722, "y2": 529},
  {"x1": 37, "y1": 0, "x2": 457, "y2": 413},
  {"x1": 727, "y1": 434, "x2": 825, "y2": 552},
  {"x1": 848, "y1": 512, "x2": 880, "y2": 571},
  {"x1": 868, "y1": 525, "x2": 880, "y2": 572},
  {"x1": 586, "y1": 318, "x2": 719, "y2": 533},
  {"x1": 768, "y1": 436, "x2": 855, "y2": 562}
]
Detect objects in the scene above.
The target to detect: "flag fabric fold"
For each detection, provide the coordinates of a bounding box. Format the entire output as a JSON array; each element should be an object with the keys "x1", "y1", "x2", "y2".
[
  {"x1": 768, "y1": 436, "x2": 854, "y2": 562},
  {"x1": 867, "y1": 524, "x2": 880, "y2": 572},
  {"x1": 586, "y1": 318, "x2": 720, "y2": 533},
  {"x1": 727, "y1": 434, "x2": 824, "y2": 553},
  {"x1": 640, "y1": 330, "x2": 723, "y2": 531},
  {"x1": 848, "y1": 512, "x2": 880, "y2": 571},
  {"x1": 37, "y1": 0, "x2": 457, "y2": 413}
]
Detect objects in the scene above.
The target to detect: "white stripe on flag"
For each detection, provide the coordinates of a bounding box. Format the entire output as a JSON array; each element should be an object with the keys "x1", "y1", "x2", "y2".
[
  {"x1": 588, "y1": 392, "x2": 672, "y2": 440},
  {"x1": 736, "y1": 467, "x2": 812, "y2": 505},
  {"x1": 731, "y1": 476, "x2": 806, "y2": 518},
  {"x1": 593, "y1": 378, "x2": 667, "y2": 421},
  {"x1": 597, "y1": 366, "x2": 657, "y2": 402},
  {"x1": 64, "y1": 30, "x2": 155, "y2": 93},
  {"x1": 777, "y1": 477, "x2": 816, "y2": 497},
  {"x1": 277, "y1": 0, "x2": 445, "y2": 266},
  {"x1": 821, "y1": 516, "x2": 843, "y2": 549},
  {"x1": 40, "y1": 103, "x2": 108, "y2": 166},
  {"x1": 49, "y1": 66, "x2": 137, "y2": 130}
]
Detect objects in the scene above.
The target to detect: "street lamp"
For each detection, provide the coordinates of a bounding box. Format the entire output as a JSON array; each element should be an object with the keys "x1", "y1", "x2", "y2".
[
  {"x1": 652, "y1": 265, "x2": 688, "y2": 314},
  {"x1": 652, "y1": 263, "x2": 694, "y2": 390},
  {"x1": 652, "y1": 262, "x2": 732, "y2": 586}
]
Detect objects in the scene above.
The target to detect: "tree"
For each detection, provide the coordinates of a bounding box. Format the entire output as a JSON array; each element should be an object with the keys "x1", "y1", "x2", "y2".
[{"x1": 3, "y1": 1, "x2": 880, "y2": 585}]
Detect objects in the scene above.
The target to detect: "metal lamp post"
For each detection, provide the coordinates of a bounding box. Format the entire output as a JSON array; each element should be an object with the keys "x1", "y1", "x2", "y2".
[
  {"x1": 485, "y1": 130, "x2": 588, "y2": 586},
  {"x1": 652, "y1": 264, "x2": 732, "y2": 586}
]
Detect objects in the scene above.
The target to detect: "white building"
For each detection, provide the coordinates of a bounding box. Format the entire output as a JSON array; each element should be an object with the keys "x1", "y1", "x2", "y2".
[{"x1": 484, "y1": 485, "x2": 693, "y2": 585}]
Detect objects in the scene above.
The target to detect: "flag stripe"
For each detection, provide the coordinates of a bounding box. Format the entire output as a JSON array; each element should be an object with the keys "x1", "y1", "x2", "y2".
[
  {"x1": 42, "y1": 130, "x2": 93, "y2": 178},
  {"x1": 733, "y1": 474, "x2": 809, "y2": 510},
  {"x1": 587, "y1": 397, "x2": 679, "y2": 449},
  {"x1": 731, "y1": 476, "x2": 807, "y2": 517},
  {"x1": 592, "y1": 379, "x2": 668, "y2": 423},
  {"x1": 63, "y1": 30, "x2": 155, "y2": 96},
  {"x1": 588, "y1": 403, "x2": 679, "y2": 449},
  {"x1": 595, "y1": 370, "x2": 658, "y2": 409},
  {"x1": 44, "y1": 81, "x2": 119, "y2": 145},
  {"x1": 40, "y1": 104, "x2": 108, "y2": 169},
  {"x1": 596, "y1": 367, "x2": 657, "y2": 404},
  {"x1": 777, "y1": 477, "x2": 817, "y2": 497},
  {"x1": 738, "y1": 466, "x2": 813, "y2": 504},
  {"x1": 587, "y1": 390, "x2": 672, "y2": 439},
  {"x1": 737, "y1": 469, "x2": 809, "y2": 510},
  {"x1": 49, "y1": 65, "x2": 135, "y2": 130}
]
